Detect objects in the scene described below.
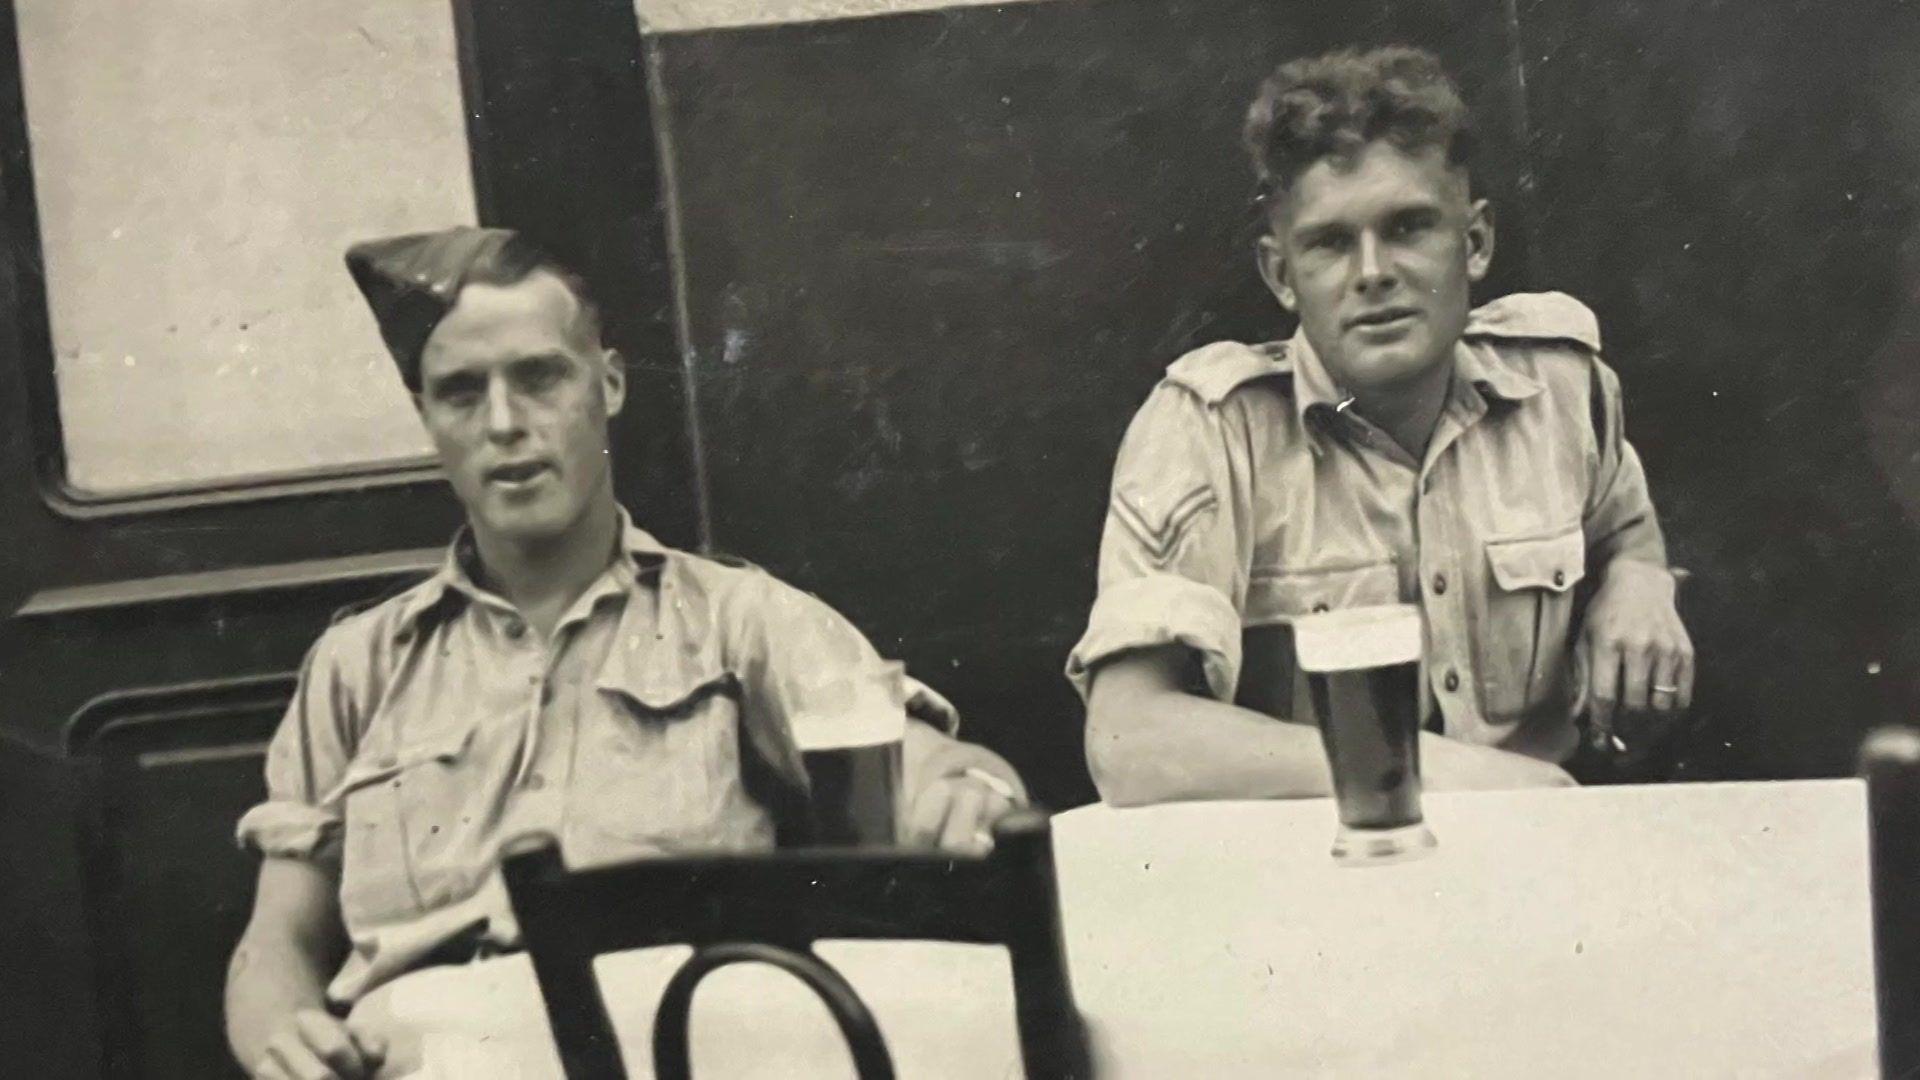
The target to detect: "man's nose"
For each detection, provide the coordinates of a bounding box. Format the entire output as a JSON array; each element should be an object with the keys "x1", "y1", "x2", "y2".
[
  {"x1": 483, "y1": 380, "x2": 524, "y2": 441},
  {"x1": 1353, "y1": 231, "x2": 1395, "y2": 295}
]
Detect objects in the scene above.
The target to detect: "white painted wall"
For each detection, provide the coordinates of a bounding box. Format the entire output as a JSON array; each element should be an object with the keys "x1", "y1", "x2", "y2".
[{"x1": 17, "y1": 1, "x2": 474, "y2": 496}]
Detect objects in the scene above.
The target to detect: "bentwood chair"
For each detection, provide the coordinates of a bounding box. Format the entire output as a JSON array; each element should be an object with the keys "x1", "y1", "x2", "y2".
[
  {"x1": 1861, "y1": 725, "x2": 1920, "y2": 1077},
  {"x1": 500, "y1": 809, "x2": 1093, "y2": 1080}
]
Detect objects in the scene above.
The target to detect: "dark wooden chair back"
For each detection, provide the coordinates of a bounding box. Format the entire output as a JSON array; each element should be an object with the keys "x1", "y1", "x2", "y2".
[
  {"x1": 1862, "y1": 725, "x2": 1920, "y2": 1078},
  {"x1": 501, "y1": 808, "x2": 1092, "y2": 1079}
]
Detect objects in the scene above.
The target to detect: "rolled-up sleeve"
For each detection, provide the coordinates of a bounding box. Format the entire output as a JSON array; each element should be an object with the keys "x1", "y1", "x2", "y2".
[
  {"x1": 235, "y1": 629, "x2": 367, "y2": 863},
  {"x1": 739, "y1": 575, "x2": 956, "y2": 744},
  {"x1": 1067, "y1": 383, "x2": 1249, "y2": 703},
  {"x1": 1583, "y1": 357, "x2": 1669, "y2": 570},
  {"x1": 900, "y1": 676, "x2": 961, "y2": 736}
]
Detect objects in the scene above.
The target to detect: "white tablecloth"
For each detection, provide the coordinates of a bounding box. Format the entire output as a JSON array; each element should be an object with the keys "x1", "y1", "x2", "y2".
[{"x1": 361, "y1": 780, "x2": 1878, "y2": 1078}]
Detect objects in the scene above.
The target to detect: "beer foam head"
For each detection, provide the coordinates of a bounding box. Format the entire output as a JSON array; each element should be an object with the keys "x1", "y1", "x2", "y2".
[
  {"x1": 1292, "y1": 604, "x2": 1423, "y2": 672},
  {"x1": 793, "y1": 708, "x2": 904, "y2": 750},
  {"x1": 790, "y1": 662, "x2": 908, "y2": 751}
]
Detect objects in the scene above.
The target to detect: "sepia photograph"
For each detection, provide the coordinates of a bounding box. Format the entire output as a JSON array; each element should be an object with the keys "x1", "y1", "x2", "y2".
[{"x1": 0, "y1": 0, "x2": 1916, "y2": 1076}]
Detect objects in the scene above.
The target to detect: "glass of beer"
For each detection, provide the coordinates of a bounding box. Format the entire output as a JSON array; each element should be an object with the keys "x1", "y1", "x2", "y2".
[
  {"x1": 1294, "y1": 603, "x2": 1436, "y2": 865},
  {"x1": 791, "y1": 660, "x2": 906, "y2": 847}
]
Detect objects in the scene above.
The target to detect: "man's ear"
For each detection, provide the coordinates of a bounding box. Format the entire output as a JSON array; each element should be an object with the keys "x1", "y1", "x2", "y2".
[
  {"x1": 1466, "y1": 198, "x2": 1496, "y2": 283},
  {"x1": 1256, "y1": 234, "x2": 1296, "y2": 313},
  {"x1": 600, "y1": 348, "x2": 627, "y2": 419}
]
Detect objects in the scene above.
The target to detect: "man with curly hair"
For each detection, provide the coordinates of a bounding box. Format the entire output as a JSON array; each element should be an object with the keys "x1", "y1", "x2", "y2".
[{"x1": 1069, "y1": 46, "x2": 1693, "y2": 804}]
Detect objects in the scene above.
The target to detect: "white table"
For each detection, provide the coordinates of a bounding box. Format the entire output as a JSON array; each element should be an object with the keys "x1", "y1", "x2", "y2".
[
  {"x1": 366, "y1": 780, "x2": 1878, "y2": 1078},
  {"x1": 1055, "y1": 780, "x2": 1876, "y2": 1078}
]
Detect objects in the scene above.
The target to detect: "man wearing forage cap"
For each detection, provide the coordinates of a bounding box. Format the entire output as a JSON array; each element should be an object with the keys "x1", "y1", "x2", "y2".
[{"x1": 224, "y1": 227, "x2": 1026, "y2": 1079}]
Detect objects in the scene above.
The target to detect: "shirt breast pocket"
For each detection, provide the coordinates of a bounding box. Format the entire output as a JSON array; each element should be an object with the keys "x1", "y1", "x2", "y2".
[
  {"x1": 328, "y1": 722, "x2": 477, "y2": 922},
  {"x1": 585, "y1": 675, "x2": 746, "y2": 849},
  {"x1": 1481, "y1": 526, "x2": 1587, "y2": 720}
]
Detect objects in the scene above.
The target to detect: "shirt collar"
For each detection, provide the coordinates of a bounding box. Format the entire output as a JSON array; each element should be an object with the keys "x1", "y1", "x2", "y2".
[
  {"x1": 1286, "y1": 325, "x2": 1347, "y2": 432},
  {"x1": 1288, "y1": 321, "x2": 1544, "y2": 451},
  {"x1": 390, "y1": 506, "x2": 674, "y2": 640}
]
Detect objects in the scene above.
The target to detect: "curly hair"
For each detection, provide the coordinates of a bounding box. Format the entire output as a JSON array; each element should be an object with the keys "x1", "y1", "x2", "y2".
[{"x1": 1243, "y1": 46, "x2": 1474, "y2": 199}]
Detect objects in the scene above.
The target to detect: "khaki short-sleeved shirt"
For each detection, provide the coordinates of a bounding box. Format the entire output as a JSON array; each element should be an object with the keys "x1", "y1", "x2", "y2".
[
  {"x1": 1067, "y1": 292, "x2": 1668, "y2": 762},
  {"x1": 237, "y1": 511, "x2": 955, "y2": 1007}
]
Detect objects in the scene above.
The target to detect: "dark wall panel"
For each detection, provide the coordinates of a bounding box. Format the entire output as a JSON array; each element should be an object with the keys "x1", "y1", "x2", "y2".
[
  {"x1": 0, "y1": 742, "x2": 105, "y2": 1080},
  {"x1": 1521, "y1": 0, "x2": 1920, "y2": 778},
  {"x1": 649, "y1": 0, "x2": 1529, "y2": 807},
  {"x1": 459, "y1": 0, "x2": 700, "y2": 548}
]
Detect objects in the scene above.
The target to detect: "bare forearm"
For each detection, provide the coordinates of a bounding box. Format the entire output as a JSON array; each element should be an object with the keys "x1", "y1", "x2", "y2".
[
  {"x1": 225, "y1": 857, "x2": 349, "y2": 1072},
  {"x1": 1086, "y1": 689, "x2": 1335, "y2": 806},
  {"x1": 225, "y1": 928, "x2": 336, "y2": 1070},
  {"x1": 1085, "y1": 642, "x2": 1580, "y2": 808},
  {"x1": 900, "y1": 718, "x2": 955, "y2": 797},
  {"x1": 1090, "y1": 701, "x2": 1580, "y2": 803},
  {"x1": 903, "y1": 719, "x2": 1020, "y2": 795}
]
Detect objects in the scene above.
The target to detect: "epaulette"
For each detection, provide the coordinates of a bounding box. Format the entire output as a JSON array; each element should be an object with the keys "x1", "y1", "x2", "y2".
[
  {"x1": 329, "y1": 594, "x2": 387, "y2": 627},
  {"x1": 328, "y1": 572, "x2": 437, "y2": 628},
  {"x1": 1162, "y1": 340, "x2": 1293, "y2": 405},
  {"x1": 1463, "y1": 291, "x2": 1602, "y2": 353},
  {"x1": 1465, "y1": 291, "x2": 1610, "y2": 445},
  {"x1": 696, "y1": 549, "x2": 767, "y2": 574}
]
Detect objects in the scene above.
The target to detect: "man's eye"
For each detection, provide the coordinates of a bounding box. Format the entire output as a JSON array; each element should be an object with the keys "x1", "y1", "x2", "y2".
[
  {"x1": 1308, "y1": 233, "x2": 1349, "y2": 253},
  {"x1": 1390, "y1": 216, "x2": 1435, "y2": 241},
  {"x1": 520, "y1": 367, "x2": 564, "y2": 392}
]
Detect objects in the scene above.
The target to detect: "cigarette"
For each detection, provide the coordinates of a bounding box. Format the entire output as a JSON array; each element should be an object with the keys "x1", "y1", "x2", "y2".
[
  {"x1": 963, "y1": 766, "x2": 1017, "y2": 801},
  {"x1": 1608, "y1": 733, "x2": 1628, "y2": 753}
]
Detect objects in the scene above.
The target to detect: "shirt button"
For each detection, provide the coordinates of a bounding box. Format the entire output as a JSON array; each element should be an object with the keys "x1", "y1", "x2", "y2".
[
  {"x1": 1444, "y1": 669, "x2": 1461, "y2": 692},
  {"x1": 1431, "y1": 573, "x2": 1448, "y2": 595},
  {"x1": 1553, "y1": 570, "x2": 1566, "y2": 587},
  {"x1": 1311, "y1": 602, "x2": 1331, "y2": 614},
  {"x1": 505, "y1": 619, "x2": 528, "y2": 640},
  {"x1": 527, "y1": 773, "x2": 547, "y2": 791}
]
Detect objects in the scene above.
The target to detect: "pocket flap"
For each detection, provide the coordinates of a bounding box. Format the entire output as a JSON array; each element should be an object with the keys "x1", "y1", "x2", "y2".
[
  {"x1": 1485, "y1": 528, "x2": 1586, "y2": 593},
  {"x1": 599, "y1": 667, "x2": 737, "y2": 716},
  {"x1": 330, "y1": 724, "x2": 475, "y2": 798},
  {"x1": 1246, "y1": 561, "x2": 1401, "y2": 624}
]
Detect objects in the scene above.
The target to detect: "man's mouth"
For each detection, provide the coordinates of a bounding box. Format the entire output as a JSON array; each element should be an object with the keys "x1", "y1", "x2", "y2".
[
  {"x1": 485, "y1": 461, "x2": 553, "y2": 488},
  {"x1": 1347, "y1": 307, "x2": 1421, "y2": 331}
]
